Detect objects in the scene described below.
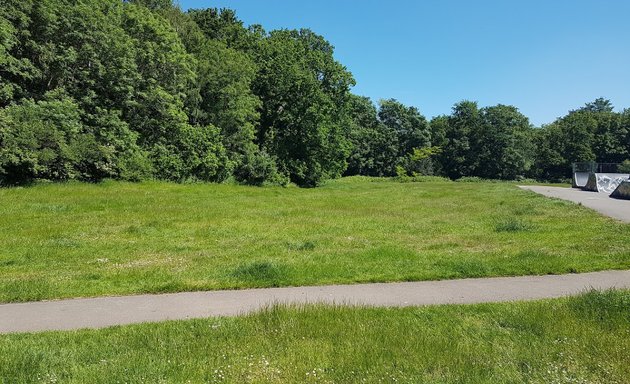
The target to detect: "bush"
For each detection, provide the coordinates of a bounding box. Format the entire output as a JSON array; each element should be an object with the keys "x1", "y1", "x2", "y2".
[
  {"x1": 150, "y1": 124, "x2": 231, "y2": 182},
  {"x1": 0, "y1": 95, "x2": 83, "y2": 185},
  {"x1": 83, "y1": 108, "x2": 152, "y2": 182},
  {"x1": 233, "y1": 149, "x2": 288, "y2": 186},
  {"x1": 117, "y1": 149, "x2": 153, "y2": 182},
  {"x1": 0, "y1": 92, "x2": 153, "y2": 185}
]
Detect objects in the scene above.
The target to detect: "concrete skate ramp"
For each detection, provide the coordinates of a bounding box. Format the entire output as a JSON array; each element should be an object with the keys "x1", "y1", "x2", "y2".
[
  {"x1": 572, "y1": 172, "x2": 590, "y2": 188},
  {"x1": 583, "y1": 173, "x2": 630, "y2": 194},
  {"x1": 611, "y1": 181, "x2": 630, "y2": 200}
]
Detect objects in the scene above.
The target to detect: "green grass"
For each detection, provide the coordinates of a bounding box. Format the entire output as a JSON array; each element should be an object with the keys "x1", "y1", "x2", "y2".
[
  {"x1": 1, "y1": 290, "x2": 628, "y2": 383},
  {"x1": 0, "y1": 177, "x2": 629, "y2": 302}
]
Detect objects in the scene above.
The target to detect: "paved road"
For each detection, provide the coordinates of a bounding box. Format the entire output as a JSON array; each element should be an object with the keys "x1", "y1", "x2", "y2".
[
  {"x1": 520, "y1": 185, "x2": 630, "y2": 223},
  {"x1": 1, "y1": 270, "x2": 629, "y2": 334}
]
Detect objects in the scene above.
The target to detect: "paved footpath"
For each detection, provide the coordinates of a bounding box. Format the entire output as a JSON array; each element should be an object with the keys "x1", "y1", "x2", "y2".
[
  {"x1": 1, "y1": 270, "x2": 629, "y2": 334},
  {"x1": 520, "y1": 185, "x2": 630, "y2": 223}
]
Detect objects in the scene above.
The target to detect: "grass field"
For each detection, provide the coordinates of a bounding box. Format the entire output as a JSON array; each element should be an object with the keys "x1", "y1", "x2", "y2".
[
  {"x1": 0, "y1": 290, "x2": 628, "y2": 383},
  {"x1": 1, "y1": 177, "x2": 629, "y2": 303}
]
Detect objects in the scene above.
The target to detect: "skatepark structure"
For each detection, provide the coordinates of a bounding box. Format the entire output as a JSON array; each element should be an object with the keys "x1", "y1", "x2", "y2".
[
  {"x1": 572, "y1": 162, "x2": 630, "y2": 199},
  {"x1": 611, "y1": 181, "x2": 630, "y2": 200},
  {"x1": 572, "y1": 172, "x2": 590, "y2": 188},
  {"x1": 583, "y1": 173, "x2": 630, "y2": 194}
]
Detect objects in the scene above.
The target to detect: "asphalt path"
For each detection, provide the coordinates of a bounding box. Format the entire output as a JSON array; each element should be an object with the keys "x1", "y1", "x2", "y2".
[
  {"x1": 1, "y1": 270, "x2": 629, "y2": 334},
  {"x1": 520, "y1": 185, "x2": 630, "y2": 223}
]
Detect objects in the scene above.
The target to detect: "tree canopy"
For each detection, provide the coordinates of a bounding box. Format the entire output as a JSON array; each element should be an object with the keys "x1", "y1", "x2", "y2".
[{"x1": 1, "y1": 0, "x2": 628, "y2": 186}]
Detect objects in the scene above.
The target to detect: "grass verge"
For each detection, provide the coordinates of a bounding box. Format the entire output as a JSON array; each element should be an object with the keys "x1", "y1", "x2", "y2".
[{"x1": 0, "y1": 290, "x2": 628, "y2": 383}]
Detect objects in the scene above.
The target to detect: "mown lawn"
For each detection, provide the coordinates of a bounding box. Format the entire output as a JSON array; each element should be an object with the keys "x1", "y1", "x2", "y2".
[
  {"x1": 0, "y1": 290, "x2": 628, "y2": 383},
  {"x1": 0, "y1": 177, "x2": 629, "y2": 302}
]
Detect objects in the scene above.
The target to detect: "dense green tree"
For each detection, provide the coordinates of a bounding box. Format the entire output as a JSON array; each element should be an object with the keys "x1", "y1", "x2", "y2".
[
  {"x1": 582, "y1": 97, "x2": 614, "y2": 113},
  {"x1": 345, "y1": 95, "x2": 399, "y2": 177},
  {"x1": 375, "y1": 99, "x2": 433, "y2": 176},
  {"x1": 531, "y1": 124, "x2": 567, "y2": 181},
  {"x1": 0, "y1": 0, "x2": 151, "y2": 181},
  {"x1": 0, "y1": 0, "x2": 36, "y2": 106},
  {"x1": 14, "y1": 0, "x2": 139, "y2": 110},
  {"x1": 0, "y1": 92, "x2": 136, "y2": 184},
  {"x1": 475, "y1": 105, "x2": 533, "y2": 179},
  {"x1": 431, "y1": 103, "x2": 534, "y2": 180},
  {"x1": 126, "y1": 0, "x2": 174, "y2": 11},
  {"x1": 531, "y1": 100, "x2": 605, "y2": 180},
  {"x1": 574, "y1": 99, "x2": 628, "y2": 164},
  {"x1": 120, "y1": 3, "x2": 230, "y2": 181},
  {"x1": 591, "y1": 112, "x2": 627, "y2": 164},
  {"x1": 188, "y1": 8, "x2": 259, "y2": 52},
  {"x1": 429, "y1": 115, "x2": 449, "y2": 176},
  {"x1": 558, "y1": 111, "x2": 596, "y2": 165},
  {"x1": 252, "y1": 29, "x2": 355, "y2": 187},
  {"x1": 142, "y1": 3, "x2": 275, "y2": 185},
  {"x1": 194, "y1": 41, "x2": 259, "y2": 157},
  {"x1": 378, "y1": 99, "x2": 431, "y2": 162},
  {"x1": 439, "y1": 101, "x2": 480, "y2": 179},
  {"x1": 2, "y1": 0, "x2": 629, "y2": 186}
]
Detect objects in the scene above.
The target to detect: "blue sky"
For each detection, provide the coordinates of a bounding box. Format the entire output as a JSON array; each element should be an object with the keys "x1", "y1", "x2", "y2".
[{"x1": 178, "y1": 0, "x2": 630, "y2": 126}]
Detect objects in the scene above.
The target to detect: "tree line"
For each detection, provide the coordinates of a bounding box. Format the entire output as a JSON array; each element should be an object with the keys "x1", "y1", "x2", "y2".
[{"x1": 1, "y1": 0, "x2": 629, "y2": 187}]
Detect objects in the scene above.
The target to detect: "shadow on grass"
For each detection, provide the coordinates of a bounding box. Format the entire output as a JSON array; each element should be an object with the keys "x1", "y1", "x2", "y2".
[{"x1": 231, "y1": 261, "x2": 288, "y2": 285}]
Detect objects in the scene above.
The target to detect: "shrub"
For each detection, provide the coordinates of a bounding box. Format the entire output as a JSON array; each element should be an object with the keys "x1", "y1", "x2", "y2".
[
  {"x1": 0, "y1": 95, "x2": 82, "y2": 185},
  {"x1": 83, "y1": 108, "x2": 152, "y2": 182},
  {"x1": 0, "y1": 91, "x2": 153, "y2": 185},
  {"x1": 233, "y1": 149, "x2": 288, "y2": 186},
  {"x1": 150, "y1": 124, "x2": 231, "y2": 182}
]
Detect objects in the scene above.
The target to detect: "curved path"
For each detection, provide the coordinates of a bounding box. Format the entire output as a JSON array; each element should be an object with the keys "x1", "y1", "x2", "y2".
[
  {"x1": 519, "y1": 185, "x2": 630, "y2": 223},
  {"x1": 1, "y1": 270, "x2": 629, "y2": 334}
]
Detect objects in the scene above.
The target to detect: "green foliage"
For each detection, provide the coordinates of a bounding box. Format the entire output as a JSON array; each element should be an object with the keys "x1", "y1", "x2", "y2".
[
  {"x1": 194, "y1": 40, "x2": 261, "y2": 161},
  {"x1": 439, "y1": 100, "x2": 479, "y2": 179},
  {"x1": 233, "y1": 149, "x2": 288, "y2": 186},
  {"x1": 253, "y1": 29, "x2": 355, "y2": 187},
  {"x1": 0, "y1": 1, "x2": 36, "y2": 106},
  {"x1": 149, "y1": 123, "x2": 230, "y2": 182},
  {"x1": 0, "y1": 93, "x2": 115, "y2": 185},
  {"x1": 346, "y1": 96, "x2": 436, "y2": 178},
  {"x1": 82, "y1": 108, "x2": 152, "y2": 182},
  {"x1": 405, "y1": 146, "x2": 442, "y2": 176},
  {"x1": 1, "y1": 0, "x2": 628, "y2": 186},
  {"x1": 475, "y1": 105, "x2": 533, "y2": 180},
  {"x1": 531, "y1": 98, "x2": 629, "y2": 180},
  {"x1": 188, "y1": 8, "x2": 258, "y2": 51},
  {"x1": 345, "y1": 95, "x2": 399, "y2": 177},
  {"x1": 379, "y1": 99, "x2": 433, "y2": 176},
  {"x1": 619, "y1": 159, "x2": 630, "y2": 173},
  {"x1": 378, "y1": 98, "x2": 431, "y2": 156},
  {"x1": 435, "y1": 101, "x2": 535, "y2": 180}
]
